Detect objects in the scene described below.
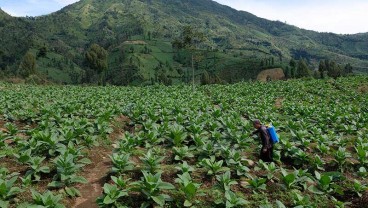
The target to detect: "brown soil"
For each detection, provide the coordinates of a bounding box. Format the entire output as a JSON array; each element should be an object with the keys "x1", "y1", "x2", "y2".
[
  {"x1": 351, "y1": 191, "x2": 368, "y2": 208},
  {"x1": 0, "y1": 117, "x2": 6, "y2": 128},
  {"x1": 72, "y1": 147, "x2": 112, "y2": 208},
  {"x1": 358, "y1": 85, "x2": 368, "y2": 93},
  {"x1": 161, "y1": 171, "x2": 177, "y2": 185},
  {"x1": 275, "y1": 97, "x2": 285, "y2": 109},
  {"x1": 1, "y1": 157, "x2": 28, "y2": 174},
  {"x1": 72, "y1": 115, "x2": 127, "y2": 208},
  {"x1": 256, "y1": 68, "x2": 285, "y2": 82},
  {"x1": 5, "y1": 78, "x2": 25, "y2": 84}
]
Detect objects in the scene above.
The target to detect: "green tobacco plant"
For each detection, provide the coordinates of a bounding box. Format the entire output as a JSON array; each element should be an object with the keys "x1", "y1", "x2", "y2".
[
  {"x1": 260, "y1": 161, "x2": 278, "y2": 181},
  {"x1": 201, "y1": 141, "x2": 216, "y2": 158},
  {"x1": 83, "y1": 135, "x2": 99, "y2": 147},
  {"x1": 280, "y1": 169, "x2": 298, "y2": 190},
  {"x1": 0, "y1": 177, "x2": 22, "y2": 201},
  {"x1": 192, "y1": 134, "x2": 206, "y2": 147},
  {"x1": 25, "y1": 156, "x2": 50, "y2": 181},
  {"x1": 115, "y1": 133, "x2": 139, "y2": 153},
  {"x1": 201, "y1": 156, "x2": 228, "y2": 176},
  {"x1": 235, "y1": 163, "x2": 250, "y2": 177},
  {"x1": 173, "y1": 146, "x2": 194, "y2": 161},
  {"x1": 175, "y1": 161, "x2": 195, "y2": 173},
  {"x1": 20, "y1": 175, "x2": 32, "y2": 188},
  {"x1": 175, "y1": 172, "x2": 202, "y2": 207},
  {"x1": 355, "y1": 145, "x2": 368, "y2": 165},
  {"x1": 225, "y1": 149, "x2": 245, "y2": 166},
  {"x1": 110, "y1": 153, "x2": 134, "y2": 173},
  {"x1": 358, "y1": 167, "x2": 367, "y2": 178},
  {"x1": 32, "y1": 130, "x2": 65, "y2": 157},
  {"x1": 168, "y1": 124, "x2": 187, "y2": 147},
  {"x1": 96, "y1": 182, "x2": 129, "y2": 207},
  {"x1": 308, "y1": 171, "x2": 334, "y2": 194},
  {"x1": 216, "y1": 171, "x2": 238, "y2": 192},
  {"x1": 280, "y1": 168, "x2": 312, "y2": 191},
  {"x1": 331, "y1": 196, "x2": 351, "y2": 208},
  {"x1": 334, "y1": 147, "x2": 351, "y2": 172},
  {"x1": 139, "y1": 149, "x2": 165, "y2": 174},
  {"x1": 351, "y1": 180, "x2": 367, "y2": 197},
  {"x1": 48, "y1": 153, "x2": 87, "y2": 197},
  {"x1": 30, "y1": 190, "x2": 65, "y2": 208},
  {"x1": 316, "y1": 142, "x2": 330, "y2": 155},
  {"x1": 132, "y1": 171, "x2": 175, "y2": 207},
  {"x1": 308, "y1": 171, "x2": 343, "y2": 195},
  {"x1": 5, "y1": 123, "x2": 18, "y2": 136},
  {"x1": 291, "y1": 191, "x2": 311, "y2": 207},
  {"x1": 310, "y1": 155, "x2": 325, "y2": 171},
  {"x1": 144, "y1": 130, "x2": 164, "y2": 147},
  {"x1": 14, "y1": 149, "x2": 32, "y2": 164},
  {"x1": 246, "y1": 177, "x2": 267, "y2": 192},
  {"x1": 57, "y1": 142, "x2": 86, "y2": 161},
  {"x1": 224, "y1": 191, "x2": 249, "y2": 208}
]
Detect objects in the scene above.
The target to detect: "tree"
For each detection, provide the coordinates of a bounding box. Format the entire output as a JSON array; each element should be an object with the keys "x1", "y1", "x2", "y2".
[
  {"x1": 284, "y1": 66, "x2": 291, "y2": 79},
  {"x1": 201, "y1": 70, "x2": 210, "y2": 85},
  {"x1": 18, "y1": 52, "x2": 36, "y2": 78},
  {"x1": 324, "y1": 59, "x2": 330, "y2": 72},
  {"x1": 37, "y1": 46, "x2": 47, "y2": 58},
  {"x1": 85, "y1": 44, "x2": 108, "y2": 85},
  {"x1": 297, "y1": 59, "x2": 311, "y2": 78},
  {"x1": 172, "y1": 26, "x2": 205, "y2": 90},
  {"x1": 344, "y1": 63, "x2": 353, "y2": 75},
  {"x1": 289, "y1": 59, "x2": 297, "y2": 78},
  {"x1": 318, "y1": 60, "x2": 326, "y2": 78},
  {"x1": 327, "y1": 61, "x2": 341, "y2": 78}
]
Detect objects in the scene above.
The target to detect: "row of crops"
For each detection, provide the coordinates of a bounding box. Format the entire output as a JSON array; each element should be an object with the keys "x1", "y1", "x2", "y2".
[{"x1": 0, "y1": 76, "x2": 367, "y2": 207}]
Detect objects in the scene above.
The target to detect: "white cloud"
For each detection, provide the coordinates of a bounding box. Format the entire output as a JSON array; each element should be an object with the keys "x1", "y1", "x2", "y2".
[
  {"x1": 53, "y1": 0, "x2": 80, "y2": 6},
  {"x1": 0, "y1": 0, "x2": 80, "y2": 16},
  {"x1": 214, "y1": 0, "x2": 368, "y2": 34}
]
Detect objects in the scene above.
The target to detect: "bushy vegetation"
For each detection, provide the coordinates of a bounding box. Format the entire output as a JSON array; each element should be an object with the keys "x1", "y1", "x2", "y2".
[{"x1": 0, "y1": 76, "x2": 367, "y2": 207}]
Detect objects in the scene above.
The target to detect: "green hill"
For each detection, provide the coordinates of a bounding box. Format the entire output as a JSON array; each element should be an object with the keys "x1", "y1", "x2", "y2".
[{"x1": 0, "y1": 0, "x2": 367, "y2": 84}]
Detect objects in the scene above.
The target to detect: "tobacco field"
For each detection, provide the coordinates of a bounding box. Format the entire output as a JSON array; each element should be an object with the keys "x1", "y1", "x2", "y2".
[{"x1": 0, "y1": 76, "x2": 368, "y2": 208}]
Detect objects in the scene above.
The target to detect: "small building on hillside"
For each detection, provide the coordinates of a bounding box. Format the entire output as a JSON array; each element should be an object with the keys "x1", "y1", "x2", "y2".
[{"x1": 257, "y1": 68, "x2": 285, "y2": 82}]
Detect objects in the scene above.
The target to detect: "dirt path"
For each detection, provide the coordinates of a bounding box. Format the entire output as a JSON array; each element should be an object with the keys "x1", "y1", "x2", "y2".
[
  {"x1": 73, "y1": 148, "x2": 111, "y2": 208},
  {"x1": 72, "y1": 115, "x2": 129, "y2": 208}
]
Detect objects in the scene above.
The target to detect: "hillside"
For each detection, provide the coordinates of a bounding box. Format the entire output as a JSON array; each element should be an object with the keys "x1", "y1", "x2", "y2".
[{"x1": 0, "y1": 0, "x2": 367, "y2": 84}]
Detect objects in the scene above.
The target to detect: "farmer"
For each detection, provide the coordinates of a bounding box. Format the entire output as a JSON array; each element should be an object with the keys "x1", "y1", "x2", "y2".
[{"x1": 251, "y1": 119, "x2": 273, "y2": 162}]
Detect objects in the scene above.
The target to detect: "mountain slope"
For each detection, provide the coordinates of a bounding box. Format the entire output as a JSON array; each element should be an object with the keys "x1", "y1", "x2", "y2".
[{"x1": 0, "y1": 0, "x2": 367, "y2": 84}]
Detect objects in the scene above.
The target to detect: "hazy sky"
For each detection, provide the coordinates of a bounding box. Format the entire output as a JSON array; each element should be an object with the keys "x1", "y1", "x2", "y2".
[{"x1": 1, "y1": 0, "x2": 367, "y2": 34}]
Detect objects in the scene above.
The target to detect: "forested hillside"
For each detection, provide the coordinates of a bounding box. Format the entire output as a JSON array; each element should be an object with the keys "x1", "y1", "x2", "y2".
[{"x1": 0, "y1": 0, "x2": 367, "y2": 85}]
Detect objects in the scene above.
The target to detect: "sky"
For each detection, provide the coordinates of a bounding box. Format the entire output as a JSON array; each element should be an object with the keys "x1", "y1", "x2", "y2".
[{"x1": 0, "y1": 0, "x2": 367, "y2": 34}]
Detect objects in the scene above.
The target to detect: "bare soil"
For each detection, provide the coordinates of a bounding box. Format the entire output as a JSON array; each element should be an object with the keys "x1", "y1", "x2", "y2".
[
  {"x1": 256, "y1": 68, "x2": 285, "y2": 82},
  {"x1": 72, "y1": 115, "x2": 127, "y2": 208},
  {"x1": 351, "y1": 191, "x2": 368, "y2": 208},
  {"x1": 72, "y1": 147, "x2": 112, "y2": 208},
  {"x1": 358, "y1": 85, "x2": 368, "y2": 93},
  {"x1": 275, "y1": 97, "x2": 285, "y2": 109}
]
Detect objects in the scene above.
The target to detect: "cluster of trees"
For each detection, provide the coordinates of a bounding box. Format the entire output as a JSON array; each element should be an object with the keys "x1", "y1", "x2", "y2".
[
  {"x1": 284, "y1": 59, "x2": 311, "y2": 79},
  {"x1": 84, "y1": 44, "x2": 108, "y2": 85},
  {"x1": 18, "y1": 52, "x2": 37, "y2": 78},
  {"x1": 260, "y1": 57, "x2": 276, "y2": 68},
  {"x1": 284, "y1": 58, "x2": 354, "y2": 79},
  {"x1": 318, "y1": 60, "x2": 353, "y2": 78}
]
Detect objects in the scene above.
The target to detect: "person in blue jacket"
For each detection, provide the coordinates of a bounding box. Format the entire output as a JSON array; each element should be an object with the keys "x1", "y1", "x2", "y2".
[{"x1": 252, "y1": 119, "x2": 273, "y2": 162}]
